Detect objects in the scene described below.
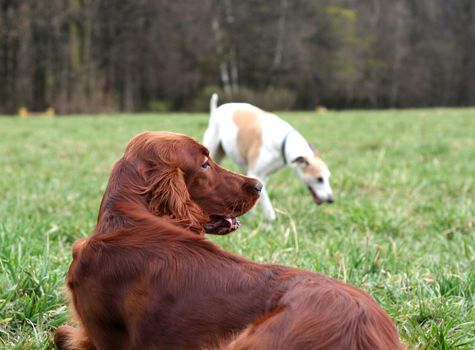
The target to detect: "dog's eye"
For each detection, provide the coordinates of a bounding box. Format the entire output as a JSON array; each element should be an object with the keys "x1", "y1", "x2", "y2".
[
  {"x1": 201, "y1": 159, "x2": 210, "y2": 169},
  {"x1": 317, "y1": 176, "x2": 324, "y2": 184}
]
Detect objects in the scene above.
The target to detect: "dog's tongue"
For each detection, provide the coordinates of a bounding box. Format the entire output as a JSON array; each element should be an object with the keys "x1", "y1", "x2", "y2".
[
  {"x1": 224, "y1": 217, "x2": 234, "y2": 228},
  {"x1": 203, "y1": 215, "x2": 240, "y2": 234}
]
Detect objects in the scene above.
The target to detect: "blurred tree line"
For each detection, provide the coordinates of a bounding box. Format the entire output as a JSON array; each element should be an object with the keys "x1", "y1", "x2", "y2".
[{"x1": 0, "y1": 0, "x2": 474, "y2": 113}]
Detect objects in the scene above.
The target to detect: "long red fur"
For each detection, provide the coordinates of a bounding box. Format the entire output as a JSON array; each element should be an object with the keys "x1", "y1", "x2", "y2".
[{"x1": 55, "y1": 131, "x2": 404, "y2": 350}]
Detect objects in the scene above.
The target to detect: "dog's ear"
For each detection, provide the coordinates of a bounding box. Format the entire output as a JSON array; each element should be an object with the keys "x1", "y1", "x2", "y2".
[
  {"x1": 292, "y1": 156, "x2": 310, "y2": 167},
  {"x1": 146, "y1": 166, "x2": 206, "y2": 234}
]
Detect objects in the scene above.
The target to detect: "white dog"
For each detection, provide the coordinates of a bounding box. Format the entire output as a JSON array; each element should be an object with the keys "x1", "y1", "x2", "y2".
[{"x1": 203, "y1": 94, "x2": 334, "y2": 220}]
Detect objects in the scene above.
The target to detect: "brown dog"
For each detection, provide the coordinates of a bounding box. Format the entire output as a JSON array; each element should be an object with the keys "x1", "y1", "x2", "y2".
[
  {"x1": 95, "y1": 131, "x2": 261, "y2": 235},
  {"x1": 55, "y1": 132, "x2": 404, "y2": 350}
]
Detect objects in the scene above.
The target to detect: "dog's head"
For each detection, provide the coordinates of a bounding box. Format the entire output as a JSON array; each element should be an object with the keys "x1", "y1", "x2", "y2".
[
  {"x1": 109, "y1": 131, "x2": 261, "y2": 235},
  {"x1": 291, "y1": 152, "x2": 334, "y2": 205}
]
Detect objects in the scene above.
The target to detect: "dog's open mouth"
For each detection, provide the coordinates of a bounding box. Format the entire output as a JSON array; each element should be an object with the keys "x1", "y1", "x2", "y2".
[
  {"x1": 203, "y1": 215, "x2": 240, "y2": 235},
  {"x1": 307, "y1": 187, "x2": 323, "y2": 205}
]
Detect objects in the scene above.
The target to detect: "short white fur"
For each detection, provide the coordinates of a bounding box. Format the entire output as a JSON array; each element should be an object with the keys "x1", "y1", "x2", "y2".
[{"x1": 203, "y1": 94, "x2": 334, "y2": 220}]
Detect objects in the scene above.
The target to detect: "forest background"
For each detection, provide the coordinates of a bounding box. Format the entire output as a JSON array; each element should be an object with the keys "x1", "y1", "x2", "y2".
[{"x1": 1, "y1": 0, "x2": 474, "y2": 114}]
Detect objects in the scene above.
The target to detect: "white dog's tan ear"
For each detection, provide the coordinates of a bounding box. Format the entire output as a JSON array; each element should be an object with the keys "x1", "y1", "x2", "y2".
[{"x1": 292, "y1": 156, "x2": 309, "y2": 167}]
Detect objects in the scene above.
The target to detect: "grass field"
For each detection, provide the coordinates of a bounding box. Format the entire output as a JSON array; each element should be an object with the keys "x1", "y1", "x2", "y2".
[{"x1": 0, "y1": 109, "x2": 474, "y2": 349}]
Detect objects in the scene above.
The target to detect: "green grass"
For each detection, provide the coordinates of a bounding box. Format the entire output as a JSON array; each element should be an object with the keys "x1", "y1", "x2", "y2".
[{"x1": 0, "y1": 109, "x2": 474, "y2": 349}]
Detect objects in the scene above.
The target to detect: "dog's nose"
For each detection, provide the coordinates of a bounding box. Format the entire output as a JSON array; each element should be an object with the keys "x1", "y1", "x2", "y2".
[
  {"x1": 327, "y1": 196, "x2": 335, "y2": 204},
  {"x1": 254, "y1": 182, "x2": 263, "y2": 193}
]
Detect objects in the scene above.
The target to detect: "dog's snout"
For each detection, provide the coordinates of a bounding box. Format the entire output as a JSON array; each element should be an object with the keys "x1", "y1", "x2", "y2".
[
  {"x1": 254, "y1": 181, "x2": 263, "y2": 194},
  {"x1": 327, "y1": 196, "x2": 335, "y2": 204}
]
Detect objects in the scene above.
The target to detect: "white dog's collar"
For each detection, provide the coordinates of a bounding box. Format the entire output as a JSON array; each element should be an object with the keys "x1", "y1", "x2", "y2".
[{"x1": 281, "y1": 129, "x2": 296, "y2": 164}]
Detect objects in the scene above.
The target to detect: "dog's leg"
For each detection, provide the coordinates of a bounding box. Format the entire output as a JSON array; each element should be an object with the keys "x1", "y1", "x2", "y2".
[
  {"x1": 212, "y1": 142, "x2": 225, "y2": 164},
  {"x1": 259, "y1": 185, "x2": 276, "y2": 221},
  {"x1": 203, "y1": 126, "x2": 225, "y2": 163},
  {"x1": 248, "y1": 172, "x2": 276, "y2": 221},
  {"x1": 55, "y1": 325, "x2": 96, "y2": 350}
]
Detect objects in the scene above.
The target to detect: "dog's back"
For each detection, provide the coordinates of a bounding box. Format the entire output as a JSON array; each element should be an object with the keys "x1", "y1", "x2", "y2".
[
  {"x1": 220, "y1": 280, "x2": 403, "y2": 350},
  {"x1": 61, "y1": 216, "x2": 404, "y2": 350},
  {"x1": 204, "y1": 96, "x2": 293, "y2": 171}
]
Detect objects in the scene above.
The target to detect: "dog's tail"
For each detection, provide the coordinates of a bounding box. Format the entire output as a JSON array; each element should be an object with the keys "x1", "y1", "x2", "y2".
[
  {"x1": 210, "y1": 93, "x2": 219, "y2": 115},
  {"x1": 204, "y1": 93, "x2": 223, "y2": 157}
]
